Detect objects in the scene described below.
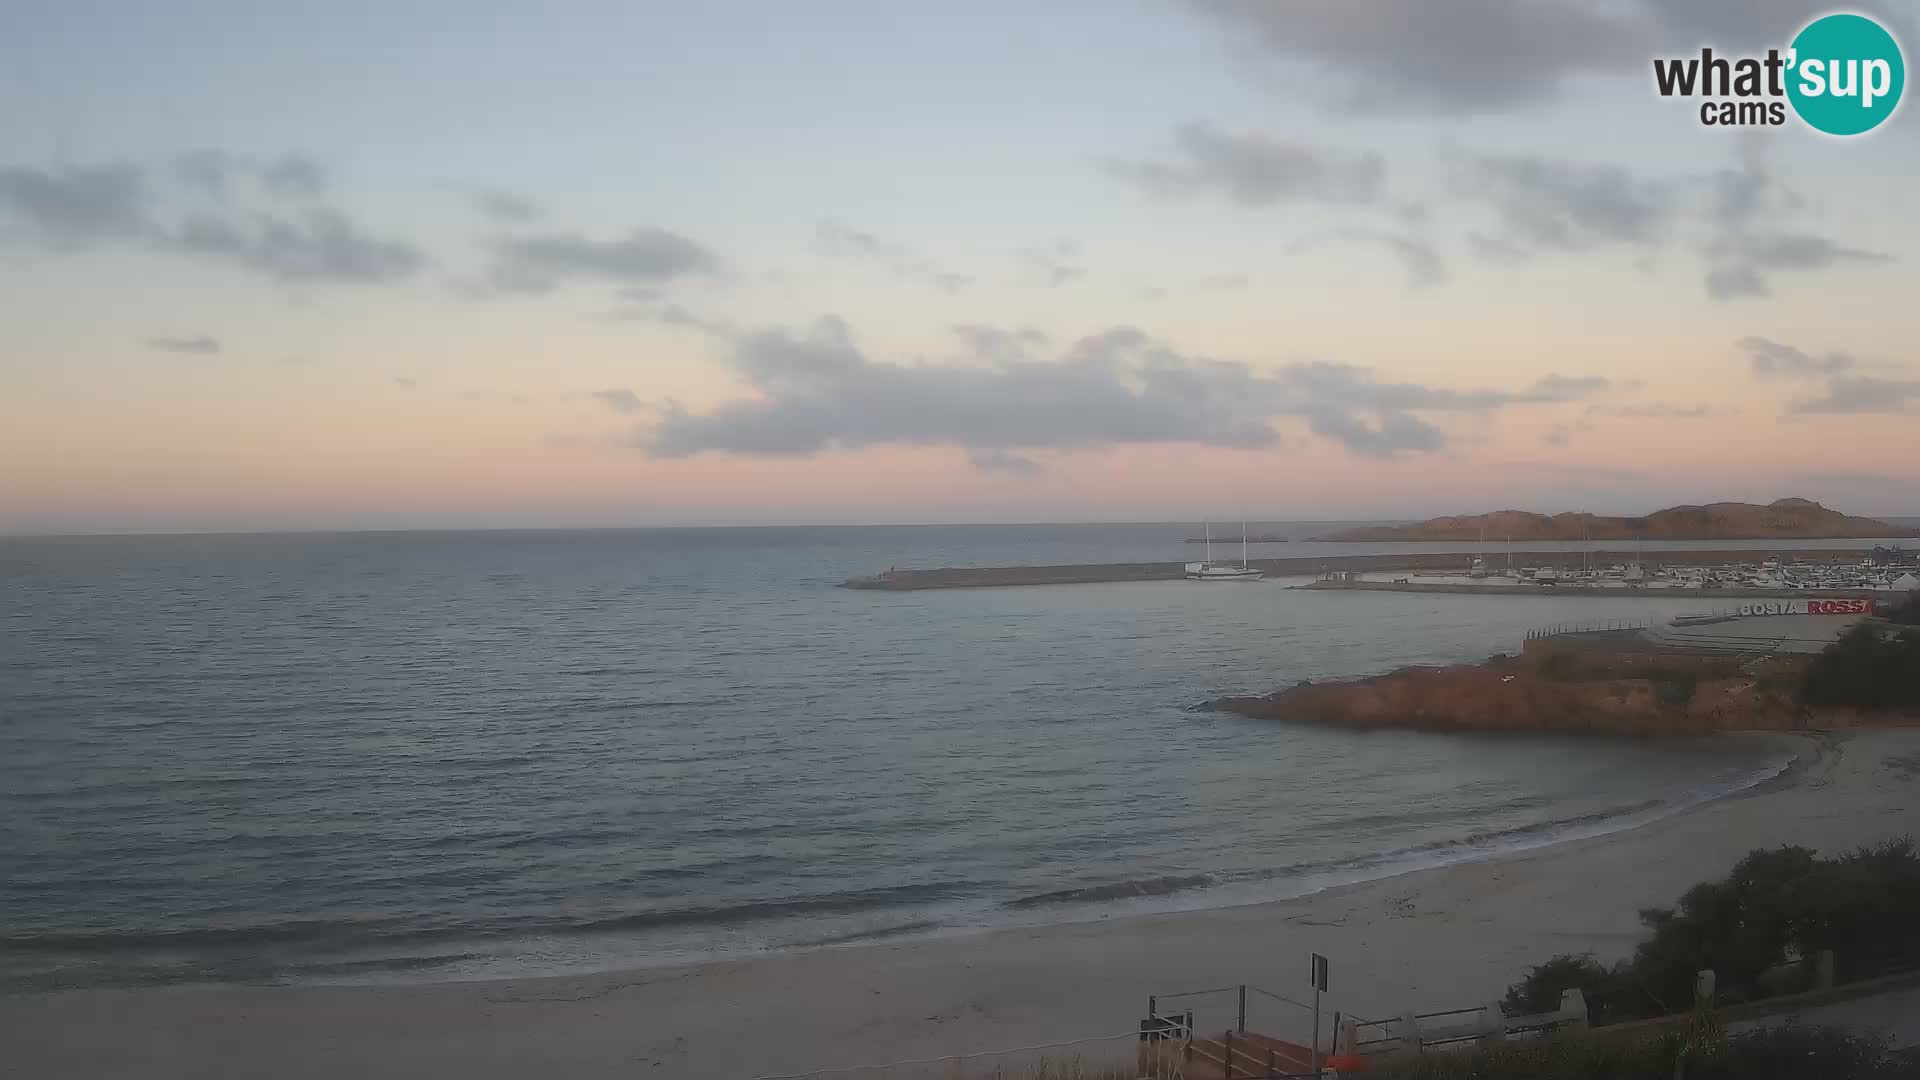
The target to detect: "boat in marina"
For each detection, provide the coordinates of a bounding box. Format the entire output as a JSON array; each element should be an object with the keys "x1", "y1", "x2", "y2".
[{"x1": 1185, "y1": 522, "x2": 1265, "y2": 581}]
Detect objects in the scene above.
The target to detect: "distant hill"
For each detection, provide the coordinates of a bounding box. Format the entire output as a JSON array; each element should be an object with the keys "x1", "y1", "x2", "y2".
[{"x1": 1320, "y1": 498, "x2": 1920, "y2": 542}]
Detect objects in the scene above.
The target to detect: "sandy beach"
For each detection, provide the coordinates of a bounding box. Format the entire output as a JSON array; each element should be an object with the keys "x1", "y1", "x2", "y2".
[{"x1": 6, "y1": 728, "x2": 1919, "y2": 1080}]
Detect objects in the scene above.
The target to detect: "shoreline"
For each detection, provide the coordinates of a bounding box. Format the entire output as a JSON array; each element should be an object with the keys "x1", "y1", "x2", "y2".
[
  {"x1": 5, "y1": 734, "x2": 1800, "y2": 998},
  {"x1": 842, "y1": 547, "x2": 1895, "y2": 590},
  {"x1": 11, "y1": 728, "x2": 1917, "y2": 1079}
]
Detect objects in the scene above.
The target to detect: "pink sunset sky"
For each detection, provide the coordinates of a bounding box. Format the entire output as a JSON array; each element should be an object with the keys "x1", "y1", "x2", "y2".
[{"x1": 3, "y1": 2, "x2": 1917, "y2": 533}]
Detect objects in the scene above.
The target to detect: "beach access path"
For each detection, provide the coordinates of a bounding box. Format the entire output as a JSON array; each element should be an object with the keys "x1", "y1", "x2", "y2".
[{"x1": 6, "y1": 730, "x2": 1919, "y2": 1079}]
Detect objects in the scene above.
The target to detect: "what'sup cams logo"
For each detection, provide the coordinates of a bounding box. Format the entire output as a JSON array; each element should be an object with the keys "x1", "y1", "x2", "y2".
[{"x1": 1654, "y1": 11, "x2": 1905, "y2": 135}]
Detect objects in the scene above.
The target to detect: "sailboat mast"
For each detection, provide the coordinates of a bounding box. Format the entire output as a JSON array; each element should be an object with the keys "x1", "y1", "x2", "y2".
[
  {"x1": 1205, "y1": 521, "x2": 1212, "y2": 564},
  {"x1": 1242, "y1": 521, "x2": 1249, "y2": 568}
]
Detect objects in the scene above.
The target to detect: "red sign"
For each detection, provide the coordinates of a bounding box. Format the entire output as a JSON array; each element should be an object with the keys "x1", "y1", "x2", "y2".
[{"x1": 1808, "y1": 598, "x2": 1872, "y2": 615}]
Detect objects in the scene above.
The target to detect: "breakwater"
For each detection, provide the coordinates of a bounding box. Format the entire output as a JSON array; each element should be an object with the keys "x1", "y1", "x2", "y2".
[
  {"x1": 1294, "y1": 581, "x2": 1879, "y2": 600},
  {"x1": 842, "y1": 548, "x2": 1878, "y2": 591}
]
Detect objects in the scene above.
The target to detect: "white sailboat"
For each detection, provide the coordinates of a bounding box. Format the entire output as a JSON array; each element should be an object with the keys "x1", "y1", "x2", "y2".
[{"x1": 1185, "y1": 522, "x2": 1265, "y2": 581}]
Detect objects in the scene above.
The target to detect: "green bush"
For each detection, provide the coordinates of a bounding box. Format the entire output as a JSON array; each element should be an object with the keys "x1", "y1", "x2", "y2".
[
  {"x1": 1501, "y1": 841, "x2": 1920, "y2": 1022},
  {"x1": 1654, "y1": 673, "x2": 1698, "y2": 707},
  {"x1": 1502, "y1": 953, "x2": 1629, "y2": 1026},
  {"x1": 1801, "y1": 624, "x2": 1920, "y2": 709},
  {"x1": 1368, "y1": 1026, "x2": 1909, "y2": 1080},
  {"x1": 1890, "y1": 591, "x2": 1920, "y2": 626}
]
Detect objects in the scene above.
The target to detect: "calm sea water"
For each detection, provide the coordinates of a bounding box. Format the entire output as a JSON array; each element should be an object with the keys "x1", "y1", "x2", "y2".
[{"x1": 5, "y1": 523, "x2": 1903, "y2": 993}]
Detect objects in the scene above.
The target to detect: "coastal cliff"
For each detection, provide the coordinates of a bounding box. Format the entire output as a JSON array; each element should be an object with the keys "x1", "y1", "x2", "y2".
[
  {"x1": 1208, "y1": 643, "x2": 1911, "y2": 736},
  {"x1": 1320, "y1": 498, "x2": 1915, "y2": 543}
]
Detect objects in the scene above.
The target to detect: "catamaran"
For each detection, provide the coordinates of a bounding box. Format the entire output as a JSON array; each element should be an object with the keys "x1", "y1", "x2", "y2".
[{"x1": 1185, "y1": 522, "x2": 1264, "y2": 581}]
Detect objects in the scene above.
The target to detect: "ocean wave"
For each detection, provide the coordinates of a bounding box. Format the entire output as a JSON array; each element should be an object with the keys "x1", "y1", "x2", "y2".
[
  {"x1": 1005, "y1": 874, "x2": 1215, "y2": 909},
  {"x1": 562, "y1": 880, "x2": 981, "y2": 936},
  {"x1": 997, "y1": 756, "x2": 1794, "y2": 919}
]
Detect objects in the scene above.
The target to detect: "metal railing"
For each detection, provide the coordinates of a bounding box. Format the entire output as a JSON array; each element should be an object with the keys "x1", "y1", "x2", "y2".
[{"x1": 1525, "y1": 617, "x2": 1654, "y2": 640}]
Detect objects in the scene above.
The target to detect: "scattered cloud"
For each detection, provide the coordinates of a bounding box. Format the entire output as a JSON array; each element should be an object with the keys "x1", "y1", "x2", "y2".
[
  {"x1": 170, "y1": 208, "x2": 425, "y2": 283},
  {"x1": 1018, "y1": 240, "x2": 1086, "y2": 287},
  {"x1": 1105, "y1": 123, "x2": 1385, "y2": 206},
  {"x1": 1287, "y1": 228, "x2": 1446, "y2": 288},
  {"x1": 488, "y1": 227, "x2": 716, "y2": 293},
  {"x1": 1544, "y1": 424, "x2": 1573, "y2": 447},
  {"x1": 472, "y1": 189, "x2": 539, "y2": 223},
  {"x1": 1738, "y1": 336, "x2": 1855, "y2": 377},
  {"x1": 1586, "y1": 402, "x2": 1718, "y2": 418},
  {"x1": 815, "y1": 219, "x2": 970, "y2": 292},
  {"x1": 589, "y1": 388, "x2": 645, "y2": 414},
  {"x1": 1738, "y1": 336, "x2": 1916, "y2": 415},
  {"x1": 1641, "y1": 0, "x2": 1911, "y2": 52},
  {"x1": 1703, "y1": 231, "x2": 1891, "y2": 300},
  {"x1": 1184, "y1": 0, "x2": 1650, "y2": 113},
  {"x1": 1182, "y1": 1, "x2": 1903, "y2": 113},
  {"x1": 603, "y1": 297, "x2": 736, "y2": 337},
  {"x1": 641, "y1": 317, "x2": 1608, "y2": 466},
  {"x1": 953, "y1": 324, "x2": 1050, "y2": 362},
  {"x1": 1308, "y1": 406, "x2": 1445, "y2": 457},
  {"x1": 392, "y1": 376, "x2": 418, "y2": 390},
  {"x1": 968, "y1": 448, "x2": 1044, "y2": 476},
  {"x1": 0, "y1": 155, "x2": 425, "y2": 284},
  {"x1": 1466, "y1": 155, "x2": 1674, "y2": 255},
  {"x1": 0, "y1": 162, "x2": 149, "y2": 244},
  {"x1": 173, "y1": 151, "x2": 329, "y2": 200},
  {"x1": 1788, "y1": 376, "x2": 1920, "y2": 415},
  {"x1": 144, "y1": 335, "x2": 220, "y2": 354},
  {"x1": 1700, "y1": 139, "x2": 1891, "y2": 301}
]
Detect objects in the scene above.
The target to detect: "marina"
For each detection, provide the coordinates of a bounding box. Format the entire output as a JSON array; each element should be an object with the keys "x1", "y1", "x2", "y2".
[{"x1": 845, "y1": 547, "x2": 1918, "y2": 593}]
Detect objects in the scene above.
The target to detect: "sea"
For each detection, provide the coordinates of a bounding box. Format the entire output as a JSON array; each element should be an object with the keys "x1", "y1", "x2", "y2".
[{"x1": 3, "y1": 523, "x2": 1913, "y2": 994}]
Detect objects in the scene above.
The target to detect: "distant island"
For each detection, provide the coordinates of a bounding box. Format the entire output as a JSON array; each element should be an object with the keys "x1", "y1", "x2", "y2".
[{"x1": 1318, "y1": 498, "x2": 1917, "y2": 543}]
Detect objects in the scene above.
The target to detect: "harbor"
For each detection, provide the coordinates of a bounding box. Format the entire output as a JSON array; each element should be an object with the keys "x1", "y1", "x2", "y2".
[{"x1": 845, "y1": 547, "x2": 1918, "y2": 594}]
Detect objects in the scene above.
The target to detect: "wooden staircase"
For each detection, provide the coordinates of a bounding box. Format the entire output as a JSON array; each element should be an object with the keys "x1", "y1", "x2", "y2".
[{"x1": 1147, "y1": 1029, "x2": 1315, "y2": 1079}]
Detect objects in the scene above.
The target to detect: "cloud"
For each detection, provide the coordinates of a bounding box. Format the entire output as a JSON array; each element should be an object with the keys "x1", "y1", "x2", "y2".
[
  {"x1": 1705, "y1": 264, "x2": 1768, "y2": 300},
  {"x1": 392, "y1": 376, "x2": 418, "y2": 390},
  {"x1": 1586, "y1": 402, "x2": 1718, "y2": 418},
  {"x1": 472, "y1": 190, "x2": 539, "y2": 222},
  {"x1": 1544, "y1": 424, "x2": 1572, "y2": 447},
  {"x1": 170, "y1": 208, "x2": 425, "y2": 283},
  {"x1": 815, "y1": 219, "x2": 970, "y2": 292},
  {"x1": 1740, "y1": 336, "x2": 1915, "y2": 414},
  {"x1": 1185, "y1": 0, "x2": 1650, "y2": 112},
  {"x1": 1467, "y1": 155, "x2": 1674, "y2": 255},
  {"x1": 0, "y1": 155, "x2": 424, "y2": 285},
  {"x1": 642, "y1": 317, "x2": 1608, "y2": 463},
  {"x1": 488, "y1": 227, "x2": 716, "y2": 293},
  {"x1": 173, "y1": 151, "x2": 329, "y2": 200},
  {"x1": 1105, "y1": 123, "x2": 1385, "y2": 205},
  {"x1": 953, "y1": 324, "x2": 1050, "y2": 362},
  {"x1": 1703, "y1": 232, "x2": 1891, "y2": 300},
  {"x1": 0, "y1": 163, "x2": 149, "y2": 243},
  {"x1": 603, "y1": 298, "x2": 736, "y2": 337},
  {"x1": 144, "y1": 335, "x2": 220, "y2": 354},
  {"x1": 589, "y1": 388, "x2": 645, "y2": 414},
  {"x1": 1699, "y1": 140, "x2": 1890, "y2": 300},
  {"x1": 1641, "y1": 0, "x2": 1910, "y2": 51},
  {"x1": 1308, "y1": 406, "x2": 1444, "y2": 457},
  {"x1": 1523, "y1": 375, "x2": 1611, "y2": 402},
  {"x1": 1287, "y1": 229, "x2": 1446, "y2": 288},
  {"x1": 1737, "y1": 336, "x2": 1854, "y2": 377},
  {"x1": 968, "y1": 449, "x2": 1044, "y2": 476},
  {"x1": 1182, "y1": 1, "x2": 1904, "y2": 113},
  {"x1": 1019, "y1": 240, "x2": 1086, "y2": 287},
  {"x1": 1788, "y1": 376, "x2": 1920, "y2": 415}
]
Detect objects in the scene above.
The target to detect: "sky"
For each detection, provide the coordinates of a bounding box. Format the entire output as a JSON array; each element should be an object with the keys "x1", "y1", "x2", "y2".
[{"x1": 3, "y1": 0, "x2": 1918, "y2": 533}]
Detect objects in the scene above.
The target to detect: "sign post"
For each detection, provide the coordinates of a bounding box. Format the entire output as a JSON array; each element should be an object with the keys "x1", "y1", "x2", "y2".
[{"x1": 1311, "y1": 953, "x2": 1330, "y2": 1077}]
